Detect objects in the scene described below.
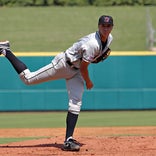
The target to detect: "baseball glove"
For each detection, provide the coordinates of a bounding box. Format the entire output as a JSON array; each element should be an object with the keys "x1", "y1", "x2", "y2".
[{"x1": 92, "y1": 48, "x2": 111, "y2": 64}]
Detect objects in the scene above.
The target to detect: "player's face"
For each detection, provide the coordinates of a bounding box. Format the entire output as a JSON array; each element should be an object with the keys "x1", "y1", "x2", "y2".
[{"x1": 98, "y1": 24, "x2": 113, "y2": 41}]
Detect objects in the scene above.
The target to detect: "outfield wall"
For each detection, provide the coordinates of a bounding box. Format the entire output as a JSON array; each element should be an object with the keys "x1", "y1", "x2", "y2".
[{"x1": 0, "y1": 51, "x2": 156, "y2": 111}]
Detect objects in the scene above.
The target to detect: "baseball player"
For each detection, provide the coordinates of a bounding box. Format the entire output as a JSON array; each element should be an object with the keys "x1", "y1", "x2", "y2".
[{"x1": 0, "y1": 15, "x2": 114, "y2": 151}]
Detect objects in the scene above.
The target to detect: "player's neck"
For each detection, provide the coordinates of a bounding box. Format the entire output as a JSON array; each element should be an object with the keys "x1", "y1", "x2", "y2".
[
  {"x1": 101, "y1": 36, "x2": 107, "y2": 42},
  {"x1": 99, "y1": 33, "x2": 107, "y2": 42}
]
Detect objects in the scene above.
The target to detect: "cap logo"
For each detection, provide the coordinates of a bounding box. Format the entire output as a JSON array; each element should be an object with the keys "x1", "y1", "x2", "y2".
[
  {"x1": 104, "y1": 17, "x2": 110, "y2": 23},
  {"x1": 98, "y1": 15, "x2": 113, "y2": 26}
]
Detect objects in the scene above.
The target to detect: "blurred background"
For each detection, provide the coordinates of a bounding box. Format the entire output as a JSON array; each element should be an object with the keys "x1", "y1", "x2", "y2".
[{"x1": 0, "y1": 0, "x2": 156, "y2": 52}]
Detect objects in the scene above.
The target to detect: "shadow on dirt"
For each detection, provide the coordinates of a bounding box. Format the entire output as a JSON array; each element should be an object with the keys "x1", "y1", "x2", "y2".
[
  {"x1": 0, "y1": 143, "x2": 63, "y2": 149},
  {"x1": 0, "y1": 142, "x2": 85, "y2": 150}
]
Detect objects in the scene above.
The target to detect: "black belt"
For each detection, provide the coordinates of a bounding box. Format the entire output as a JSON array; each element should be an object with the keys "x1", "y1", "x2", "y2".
[{"x1": 66, "y1": 60, "x2": 79, "y2": 70}]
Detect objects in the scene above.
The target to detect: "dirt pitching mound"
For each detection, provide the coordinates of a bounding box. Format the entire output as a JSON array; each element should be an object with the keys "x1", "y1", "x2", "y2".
[{"x1": 0, "y1": 127, "x2": 156, "y2": 156}]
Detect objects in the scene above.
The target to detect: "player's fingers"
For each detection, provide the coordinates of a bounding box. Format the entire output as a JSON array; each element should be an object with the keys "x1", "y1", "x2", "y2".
[{"x1": 86, "y1": 82, "x2": 93, "y2": 90}]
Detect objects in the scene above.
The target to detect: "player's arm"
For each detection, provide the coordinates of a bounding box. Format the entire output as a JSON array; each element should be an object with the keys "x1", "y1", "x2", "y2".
[{"x1": 80, "y1": 60, "x2": 93, "y2": 90}]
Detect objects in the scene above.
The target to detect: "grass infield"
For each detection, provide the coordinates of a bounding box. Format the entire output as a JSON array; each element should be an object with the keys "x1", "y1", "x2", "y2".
[
  {"x1": 0, "y1": 111, "x2": 156, "y2": 128},
  {"x1": 0, "y1": 137, "x2": 45, "y2": 144}
]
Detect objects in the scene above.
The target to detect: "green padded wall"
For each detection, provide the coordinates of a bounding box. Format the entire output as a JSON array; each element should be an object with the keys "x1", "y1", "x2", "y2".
[{"x1": 0, "y1": 54, "x2": 156, "y2": 111}]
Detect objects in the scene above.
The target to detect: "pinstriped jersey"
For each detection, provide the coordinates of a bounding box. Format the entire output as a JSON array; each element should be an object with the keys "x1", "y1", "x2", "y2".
[{"x1": 65, "y1": 31, "x2": 113, "y2": 68}]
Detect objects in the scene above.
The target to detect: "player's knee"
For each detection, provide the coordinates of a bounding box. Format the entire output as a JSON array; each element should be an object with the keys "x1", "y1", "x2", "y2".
[
  {"x1": 19, "y1": 69, "x2": 32, "y2": 85},
  {"x1": 68, "y1": 101, "x2": 82, "y2": 115}
]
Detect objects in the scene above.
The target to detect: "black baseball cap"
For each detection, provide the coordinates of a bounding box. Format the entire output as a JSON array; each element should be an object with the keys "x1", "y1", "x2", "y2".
[{"x1": 98, "y1": 15, "x2": 114, "y2": 26}]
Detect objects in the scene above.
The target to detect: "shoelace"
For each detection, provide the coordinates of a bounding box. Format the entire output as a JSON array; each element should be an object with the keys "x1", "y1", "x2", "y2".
[{"x1": 68, "y1": 139, "x2": 80, "y2": 145}]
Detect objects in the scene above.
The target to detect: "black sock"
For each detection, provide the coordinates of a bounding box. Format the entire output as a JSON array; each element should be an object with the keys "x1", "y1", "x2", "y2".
[
  {"x1": 5, "y1": 49, "x2": 27, "y2": 74},
  {"x1": 65, "y1": 111, "x2": 78, "y2": 140}
]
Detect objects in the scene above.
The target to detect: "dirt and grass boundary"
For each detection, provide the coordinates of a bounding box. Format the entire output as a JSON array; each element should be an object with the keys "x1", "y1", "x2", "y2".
[{"x1": 0, "y1": 127, "x2": 156, "y2": 156}]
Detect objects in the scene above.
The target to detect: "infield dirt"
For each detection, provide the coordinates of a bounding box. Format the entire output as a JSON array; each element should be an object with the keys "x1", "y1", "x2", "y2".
[{"x1": 0, "y1": 127, "x2": 156, "y2": 156}]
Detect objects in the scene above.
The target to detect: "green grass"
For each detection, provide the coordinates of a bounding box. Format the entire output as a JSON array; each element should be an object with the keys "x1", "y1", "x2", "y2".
[
  {"x1": 0, "y1": 111, "x2": 156, "y2": 128},
  {"x1": 0, "y1": 6, "x2": 156, "y2": 51},
  {"x1": 78, "y1": 111, "x2": 156, "y2": 127},
  {"x1": 0, "y1": 112, "x2": 66, "y2": 128},
  {"x1": 0, "y1": 137, "x2": 45, "y2": 144}
]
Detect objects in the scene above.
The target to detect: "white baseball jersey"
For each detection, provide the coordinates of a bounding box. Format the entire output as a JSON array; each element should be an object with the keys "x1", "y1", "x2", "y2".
[
  {"x1": 20, "y1": 31, "x2": 113, "y2": 114},
  {"x1": 65, "y1": 31, "x2": 113, "y2": 68}
]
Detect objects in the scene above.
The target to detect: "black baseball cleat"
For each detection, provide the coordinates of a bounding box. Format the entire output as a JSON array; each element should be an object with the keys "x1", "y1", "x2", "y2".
[
  {"x1": 0, "y1": 41, "x2": 10, "y2": 55},
  {"x1": 62, "y1": 138, "x2": 80, "y2": 151}
]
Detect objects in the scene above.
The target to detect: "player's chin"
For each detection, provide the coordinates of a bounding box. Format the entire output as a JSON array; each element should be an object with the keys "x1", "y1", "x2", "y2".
[
  {"x1": 103, "y1": 31, "x2": 110, "y2": 36},
  {"x1": 101, "y1": 31, "x2": 109, "y2": 37}
]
